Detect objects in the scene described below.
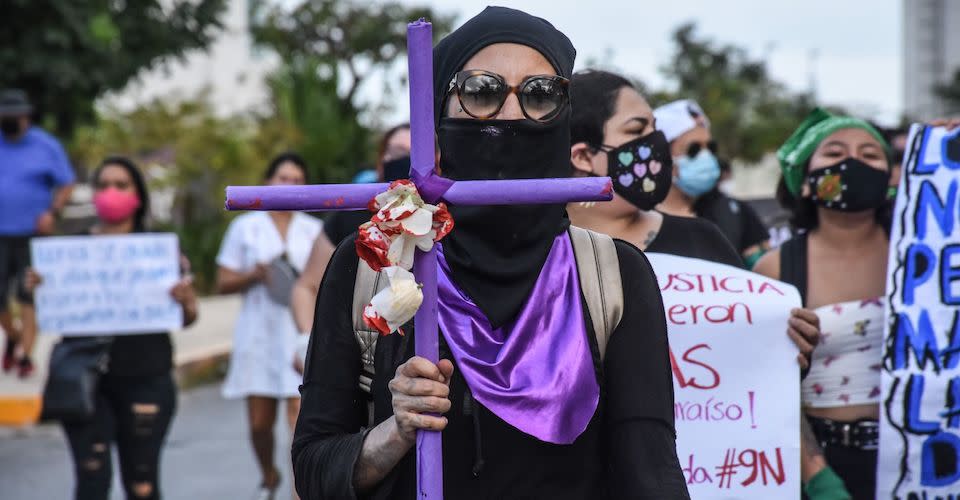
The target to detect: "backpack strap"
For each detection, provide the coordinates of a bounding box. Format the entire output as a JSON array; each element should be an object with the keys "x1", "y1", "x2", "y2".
[
  {"x1": 352, "y1": 260, "x2": 387, "y2": 393},
  {"x1": 568, "y1": 226, "x2": 624, "y2": 362},
  {"x1": 778, "y1": 233, "x2": 809, "y2": 307},
  {"x1": 351, "y1": 227, "x2": 625, "y2": 392}
]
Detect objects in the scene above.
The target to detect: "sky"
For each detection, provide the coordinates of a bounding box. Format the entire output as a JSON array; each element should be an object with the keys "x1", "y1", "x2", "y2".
[{"x1": 350, "y1": 0, "x2": 904, "y2": 126}]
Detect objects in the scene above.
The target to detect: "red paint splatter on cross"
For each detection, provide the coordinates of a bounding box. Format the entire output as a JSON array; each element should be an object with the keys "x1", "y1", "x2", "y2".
[
  {"x1": 600, "y1": 179, "x2": 613, "y2": 195},
  {"x1": 230, "y1": 197, "x2": 263, "y2": 209}
]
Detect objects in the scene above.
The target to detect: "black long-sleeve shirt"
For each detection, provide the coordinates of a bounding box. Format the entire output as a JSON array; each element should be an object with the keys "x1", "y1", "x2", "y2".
[{"x1": 293, "y1": 235, "x2": 690, "y2": 500}]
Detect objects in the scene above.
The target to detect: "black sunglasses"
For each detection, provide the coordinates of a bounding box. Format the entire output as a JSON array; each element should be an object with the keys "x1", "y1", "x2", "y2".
[
  {"x1": 446, "y1": 70, "x2": 570, "y2": 123},
  {"x1": 687, "y1": 140, "x2": 718, "y2": 158}
]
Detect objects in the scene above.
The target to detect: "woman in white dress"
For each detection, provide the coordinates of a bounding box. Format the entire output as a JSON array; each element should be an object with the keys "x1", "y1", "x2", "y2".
[{"x1": 216, "y1": 153, "x2": 321, "y2": 499}]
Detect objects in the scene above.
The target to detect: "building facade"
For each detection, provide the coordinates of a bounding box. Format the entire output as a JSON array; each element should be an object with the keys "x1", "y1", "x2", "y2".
[{"x1": 903, "y1": 0, "x2": 960, "y2": 120}]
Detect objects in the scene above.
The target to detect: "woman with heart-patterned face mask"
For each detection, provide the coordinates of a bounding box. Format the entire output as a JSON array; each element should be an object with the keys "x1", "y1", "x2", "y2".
[
  {"x1": 568, "y1": 70, "x2": 742, "y2": 266},
  {"x1": 570, "y1": 68, "x2": 834, "y2": 499}
]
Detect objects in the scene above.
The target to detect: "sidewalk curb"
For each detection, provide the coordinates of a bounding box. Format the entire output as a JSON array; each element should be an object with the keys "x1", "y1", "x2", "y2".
[
  {"x1": 0, "y1": 396, "x2": 41, "y2": 427},
  {"x1": 174, "y1": 344, "x2": 232, "y2": 390},
  {"x1": 0, "y1": 346, "x2": 232, "y2": 428}
]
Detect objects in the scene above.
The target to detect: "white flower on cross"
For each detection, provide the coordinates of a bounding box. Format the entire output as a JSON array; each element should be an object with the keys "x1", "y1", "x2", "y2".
[{"x1": 356, "y1": 180, "x2": 454, "y2": 335}]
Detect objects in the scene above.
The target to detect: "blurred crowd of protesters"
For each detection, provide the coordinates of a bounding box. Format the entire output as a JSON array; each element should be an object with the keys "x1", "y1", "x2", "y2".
[{"x1": 0, "y1": 8, "x2": 954, "y2": 497}]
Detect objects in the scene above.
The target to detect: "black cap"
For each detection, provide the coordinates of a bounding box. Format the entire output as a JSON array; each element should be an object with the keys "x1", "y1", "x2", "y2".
[{"x1": 0, "y1": 89, "x2": 33, "y2": 116}]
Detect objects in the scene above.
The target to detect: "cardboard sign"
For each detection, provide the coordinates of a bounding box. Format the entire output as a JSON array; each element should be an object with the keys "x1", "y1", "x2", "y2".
[
  {"x1": 31, "y1": 233, "x2": 182, "y2": 335},
  {"x1": 879, "y1": 124, "x2": 960, "y2": 498},
  {"x1": 648, "y1": 253, "x2": 802, "y2": 500}
]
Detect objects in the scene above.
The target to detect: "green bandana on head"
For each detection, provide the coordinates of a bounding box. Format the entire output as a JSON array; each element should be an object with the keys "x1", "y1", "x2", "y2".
[{"x1": 776, "y1": 108, "x2": 890, "y2": 196}]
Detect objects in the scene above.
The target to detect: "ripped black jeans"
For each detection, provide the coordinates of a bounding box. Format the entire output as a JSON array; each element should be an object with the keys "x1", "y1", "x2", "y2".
[{"x1": 62, "y1": 372, "x2": 176, "y2": 500}]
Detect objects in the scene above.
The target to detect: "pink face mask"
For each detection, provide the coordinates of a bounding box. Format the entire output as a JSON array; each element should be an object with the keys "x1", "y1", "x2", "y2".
[{"x1": 93, "y1": 188, "x2": 141, "y2": 224}]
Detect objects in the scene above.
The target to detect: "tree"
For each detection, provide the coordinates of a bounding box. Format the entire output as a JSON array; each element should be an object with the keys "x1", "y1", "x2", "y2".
[
  {"x1": 655, "y1": 23, "x2": 813, "y2": 162},
  {"x1": 0, "y1": 0, "x2": 226, "y2": 137},
  {"x1": 250, "y1": 0, "x2": 454, "y2": 183},
  {"x1": 264, "y1": 56, "x2": 371, "y2": 183}
]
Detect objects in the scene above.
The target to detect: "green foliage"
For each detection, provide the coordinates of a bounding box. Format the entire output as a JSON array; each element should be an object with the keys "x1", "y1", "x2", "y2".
[
  {"x1": 70, "y1": 95, "x2": 297, "y2": 293},
  {"x1": 652, "y1": 23, "x2": 813, "y2": 162},
  {"x1": 0, "y1": 0, "x2": 226, "y2": 137},
  {"x1": 251, "y1": 0, "x2": 454, "y2": 183},
  {"x1": 61, "y1": 1, "x2": 453, "y2": 291},
  {"x1": 265, "y1": 57, "x2": 370, "y2": 183}
]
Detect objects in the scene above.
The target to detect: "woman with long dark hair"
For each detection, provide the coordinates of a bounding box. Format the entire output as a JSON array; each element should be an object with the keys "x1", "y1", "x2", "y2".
[
  {"x1": 29, "y1": 156, "x2": 198, "y2": 499},
  {"x1": 216, "y1": 152, "x2": 321, "y2": 499},
  {"x1": 569, "y1": 68, "x2": 837, "y2": 499},
  {"x1": 567, "y1": 70, "x2": 742, "y2": 265}
]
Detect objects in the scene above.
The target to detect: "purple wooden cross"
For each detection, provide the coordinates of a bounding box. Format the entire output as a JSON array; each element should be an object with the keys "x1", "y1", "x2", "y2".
[{"x1": 225, "y1": 20, "x2": 612, "y2": 500}]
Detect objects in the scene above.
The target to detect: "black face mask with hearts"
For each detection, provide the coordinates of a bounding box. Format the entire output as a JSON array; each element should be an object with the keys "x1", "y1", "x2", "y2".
[
  {"x1": 595, "y1": 130, "x2": 673, "y2": 211},
  {"x1": 806, "y1": 157, "x2": 891, "y2": 212}
]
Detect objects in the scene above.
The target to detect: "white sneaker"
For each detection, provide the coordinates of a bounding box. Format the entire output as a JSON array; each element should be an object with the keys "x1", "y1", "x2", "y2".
[{"x1": 251, "y1": 485, "x2": 277, "y2": 500}]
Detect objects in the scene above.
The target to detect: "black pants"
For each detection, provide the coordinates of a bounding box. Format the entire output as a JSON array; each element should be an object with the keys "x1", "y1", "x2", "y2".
[
  {"x1": 0, "y1": 235, "x2": 32, "y2": 311},
  {"x1": 62, "y1": 372, "x2": 176, "y2": 500},
  {"x1": 823, "y1": 444, "x2": 877, "y2": 500}
]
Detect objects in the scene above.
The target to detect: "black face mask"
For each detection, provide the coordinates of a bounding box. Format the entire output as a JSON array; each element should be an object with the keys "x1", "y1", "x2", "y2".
[
  {"x1": 599, "y1": 130, "x2": 673, "y2": 211},
  {"x1": 1, "y1": 117, "x2": 21, "y2": 139},
  {"x1": 438, "y1": 113, "x2": 571, "y2": 327},
  {"x1": 806, "y1": 158, "x2": 891, "y2": 212},
  {"x1": 382, "y1": 156, "x2": 411, "y2": 182}
]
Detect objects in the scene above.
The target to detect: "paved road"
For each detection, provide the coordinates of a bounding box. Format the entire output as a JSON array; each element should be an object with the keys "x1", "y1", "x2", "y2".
[{"x1": 0, "y1": 384, "x2": 297, "y2": 500}]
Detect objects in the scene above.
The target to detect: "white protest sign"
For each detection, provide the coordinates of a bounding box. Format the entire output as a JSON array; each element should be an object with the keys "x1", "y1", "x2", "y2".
[
  {"x1": 647, "y1": 253, "x2": 801, "y2": 500},
  {"x1": 31, "y1": 233, "x2": 182, "y2": 335},
  {"x1": 879, "y1": 124, "x2": 960, "y2": 498}
]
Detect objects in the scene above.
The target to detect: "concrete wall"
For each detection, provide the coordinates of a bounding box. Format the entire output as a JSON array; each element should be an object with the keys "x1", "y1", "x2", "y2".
[{"x1": 903, "y1": 0, "x2": 960, "y2": 120}]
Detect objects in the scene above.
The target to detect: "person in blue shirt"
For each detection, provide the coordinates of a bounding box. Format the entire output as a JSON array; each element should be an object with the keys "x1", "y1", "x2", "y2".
[{"x1": 0, "y1": 89, "x2": 76, "y2": 378}]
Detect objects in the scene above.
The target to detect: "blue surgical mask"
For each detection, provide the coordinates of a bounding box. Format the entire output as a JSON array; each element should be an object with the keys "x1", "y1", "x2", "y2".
[{"x1": 674, "y1": 150, "x2": 720, "y2": 197}]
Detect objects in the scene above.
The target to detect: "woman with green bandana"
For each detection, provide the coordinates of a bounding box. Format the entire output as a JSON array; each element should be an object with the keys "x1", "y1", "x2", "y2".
[{"x1": 755, "y1": 108, "x2": 894, "y2": 499}]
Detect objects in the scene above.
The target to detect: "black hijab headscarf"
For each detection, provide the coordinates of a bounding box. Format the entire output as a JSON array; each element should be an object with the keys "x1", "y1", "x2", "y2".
[{"x1": 434, "y1": 6, "x2": 577, "y2": 327}]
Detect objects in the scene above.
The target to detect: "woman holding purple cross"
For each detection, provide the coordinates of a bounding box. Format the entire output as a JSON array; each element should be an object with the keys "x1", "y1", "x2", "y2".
[{"x1": 292, "y1": 7, "x2": 689, "y2": 500}]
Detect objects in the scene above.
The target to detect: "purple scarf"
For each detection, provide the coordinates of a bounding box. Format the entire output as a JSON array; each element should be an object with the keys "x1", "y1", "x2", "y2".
[{"x1": 436, "y1": 234, "x2": 599, "y2": 444}]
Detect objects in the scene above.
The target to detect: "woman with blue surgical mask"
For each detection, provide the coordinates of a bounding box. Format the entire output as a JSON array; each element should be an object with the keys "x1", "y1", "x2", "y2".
[{"x1": 655, "y1": 100, "x2": 771, "y2": 267}]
